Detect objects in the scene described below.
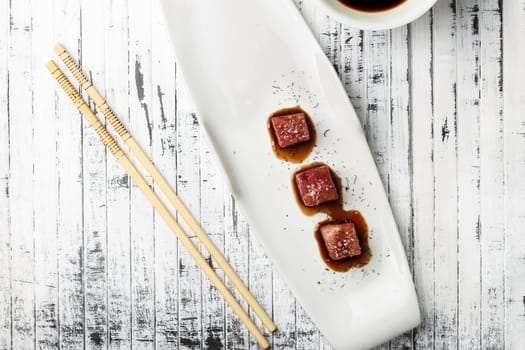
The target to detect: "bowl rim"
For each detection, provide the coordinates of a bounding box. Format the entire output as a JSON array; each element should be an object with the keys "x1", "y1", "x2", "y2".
[{"x1": 316, "y1": 0, "x2": 439, "y2": 30}]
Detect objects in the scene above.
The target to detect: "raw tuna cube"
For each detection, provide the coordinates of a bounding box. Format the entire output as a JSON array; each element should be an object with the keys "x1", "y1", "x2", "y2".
[
  {"x1": 295, "y1": 165, "x2": 338, "y2": 207},
  {"x1": 320, "y1": 222, "x2": 361, "y2": 260},
  {"x1": 271, "y1": 113, "x2": 310, "y2": 148}
]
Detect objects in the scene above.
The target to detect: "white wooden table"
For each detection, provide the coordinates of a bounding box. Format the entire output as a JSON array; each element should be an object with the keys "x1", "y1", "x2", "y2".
[{"x1": 1, "y1": 0, "x2": 524, "y2": 349}]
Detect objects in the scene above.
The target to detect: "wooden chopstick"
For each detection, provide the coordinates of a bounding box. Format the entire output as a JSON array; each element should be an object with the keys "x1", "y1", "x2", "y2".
[
  {"x1": 53, "y1": 43, "x2": 277, "y2": 334},
  {"x1": 46, "y1": 60, "x2": 271, "y2": 350}
]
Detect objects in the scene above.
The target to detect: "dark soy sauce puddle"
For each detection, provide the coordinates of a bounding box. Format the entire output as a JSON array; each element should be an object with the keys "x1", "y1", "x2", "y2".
[
  {"x1": 314, "y1": 212, "x2": 371, "y2": 272},
  {"x1": 292, "y1": 162, "x2": 371, "y2": 272},
  {"x1": 267, "y1": 106, "x2": 316, "y2": 163},
  {"x1": 338, "y1": 0, "x2": 407, "y2": 12}
]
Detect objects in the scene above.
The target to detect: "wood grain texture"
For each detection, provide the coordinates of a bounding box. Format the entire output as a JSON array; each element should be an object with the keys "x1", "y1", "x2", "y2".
[
  {"x1": 456, "y1": 0, "x2": 481, "y2": 348},
  {"x1": 0, "y1": 0, "x2": 524, "y2": 349},
  {"x1": 175, "y1": 66, "x2": 202, "y2": 350},
  {"x1": 0, "y1": 0, "x2": 11, "y2": 348},
  {"x1": 432, "y1": 1, "x2": 459, "y2": 348},
  {"x1": 248, "y1": 233, "x2": 273, "y2": 350},
  {"x1": 224, "y1": 198, "x2": 249, "y2": 350},
  {"x1": 9, "y1": 1, "x2": 35, "y2": 348},
  {"x1": 151, "y1": 1, "x2": 179, "y2": 348},
  {"x1": 54, "y1": 0, "x2": 85, "y2": 348},
  {"x1": 410, "y1": 10, "x2": 435, "y2": 350},
  {"x1": 81, "y1": 1, "x2": 109, "y2": 348},
  {"x1": 503, "y1": 1, "x2": 525, "y2": 349},
  {"x1": 364, "y1": 27, "x2": 391, "y2": 350},
  {"x1": 32, "y1": 0, "x2": 59, "y2": 348},
  {"x1": 128, "y1": 1, "x2": 156, "y2": 348},
  {"x1": 388, "y1": 24, "x2": 412, "y2": 350},
  {"x1": 105, "y1": 0, "x2": 132, "y2": 348},
  {"x1": 480, "y1": 1, "x2": 504, "y2": 348}
]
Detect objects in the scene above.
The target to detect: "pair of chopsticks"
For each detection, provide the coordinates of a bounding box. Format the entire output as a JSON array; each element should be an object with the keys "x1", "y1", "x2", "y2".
[{"x1": 47, "y1": 44, "x2": 276, "y2": 349}]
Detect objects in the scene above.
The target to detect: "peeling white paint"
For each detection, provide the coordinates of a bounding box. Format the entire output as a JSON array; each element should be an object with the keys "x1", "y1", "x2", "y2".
[{"x1": 0, "y1": 0, "x2": 521, "y2": 349}]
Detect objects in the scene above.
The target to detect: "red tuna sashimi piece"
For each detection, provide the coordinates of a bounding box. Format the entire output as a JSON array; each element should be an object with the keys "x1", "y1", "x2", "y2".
[
  {"x1": 271, "y1": 113, "x2": 310, "y2": 148},
  {"x1": 320, "y1": 222, "x2": 361, "y2": 260},
  {"x1": 295, "y1": 165, "x2": 338, "y2": 207}
]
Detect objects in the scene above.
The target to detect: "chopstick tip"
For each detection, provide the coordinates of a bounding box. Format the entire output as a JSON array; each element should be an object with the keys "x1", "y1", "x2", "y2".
[
  {"x1": 46, "y1": 60, "x2": 59, "y2": 73},
  {"x1": 54, "y1": 43, "x2": 66, "y2": 55}
]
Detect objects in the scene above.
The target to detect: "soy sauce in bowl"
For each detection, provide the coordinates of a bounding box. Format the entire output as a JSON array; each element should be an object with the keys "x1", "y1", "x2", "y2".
[{"x1": 338, "y1": 0, "x2": 407, "y2": 12}]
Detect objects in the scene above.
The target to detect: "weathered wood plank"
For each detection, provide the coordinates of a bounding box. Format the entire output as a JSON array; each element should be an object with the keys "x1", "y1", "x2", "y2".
[
  {"x1": 175, "y1": 70, "x2": 202, "y2": 350},
  {"x1": 0, "y1": 0, "x2": 11, "y2": 348},
  {"x1": 151, "y1": 2, "x2": 179, "y2": 348},
  {"x1": 80, "y1": 1, "x2": 109, "y2": 348},
  {"x1": 363, "y1": 28, "x2": 391, "y2": 350},
  {"x1": 479, "y1": 0, "x2": 505, "y2": 348},
  {"x1": 195, "y1": 5, "x2": 227, "y2": 340},
  {"x1": 456, "y1": 0, "x2": 482, "y2": 348},
  {"x1": 341, "y1": 25, "x2": 365, "y2": 127},
  {"x1": 9, "y1": 0, "x2": 35, "y2": 348},
  {"x1": 389, "y1": 23, "x2": 411, "y2": 275},
  {"x1": 502, "y1": 1, "x2": 525, "y2": 348},
  {"x1": 410, "y1": 10, "x2": 436, "y2": 350},
  {"x1": 295, "y1": 302, "x2": 319, "y2": 349},
  {"x1": 128, "y1": 0, "x2": 156, "y2": 347},
  {"x1": 388, "y1": 23, "x2": 413, "y2": 350},
  {"x1": 318, "y1": 15, "x2": 341, "y2": 76},
  {"x1": 105, "y1": 0, "x2": 132, "y2": 347},
  {"x1": 223, "y1": 199, "x2": 249, "y2": 350},
  {"x1": 54, "y1": 0, "x2": 85, "y2": 347},
  {"x1": 247, "y1": 231, "x2": 273, "y2": 350},
  {"x1": 364, "y1": 29, "x2": 390, "y2": 191},
  {"x1": 271, "y1": 272, "x2": 296, "y2": 350},
  {"x1": 199, "y1": 119, "x2": 226, "y2": 348},
  {"x1": 432, "y1": 0, "x2": 459, "y2": 348},
  {"x1": 32, "y1": 0, "x2": 59, "y2": 347}
]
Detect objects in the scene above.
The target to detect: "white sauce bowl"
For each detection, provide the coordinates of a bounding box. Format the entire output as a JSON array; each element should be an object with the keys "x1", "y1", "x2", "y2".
[{"x1": 316, "y1": 0, "x2": 439, "y2": 30}]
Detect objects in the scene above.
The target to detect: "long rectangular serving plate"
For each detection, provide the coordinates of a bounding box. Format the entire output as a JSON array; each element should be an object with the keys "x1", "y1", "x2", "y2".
[{"x1": 160, "y1": 1, "x2": 420, "y2": 349}]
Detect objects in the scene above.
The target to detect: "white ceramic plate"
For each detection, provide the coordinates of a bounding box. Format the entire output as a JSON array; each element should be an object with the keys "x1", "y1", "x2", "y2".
[{"x1": 160, "y1": 1, "x2": 420, "y2": 349}]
